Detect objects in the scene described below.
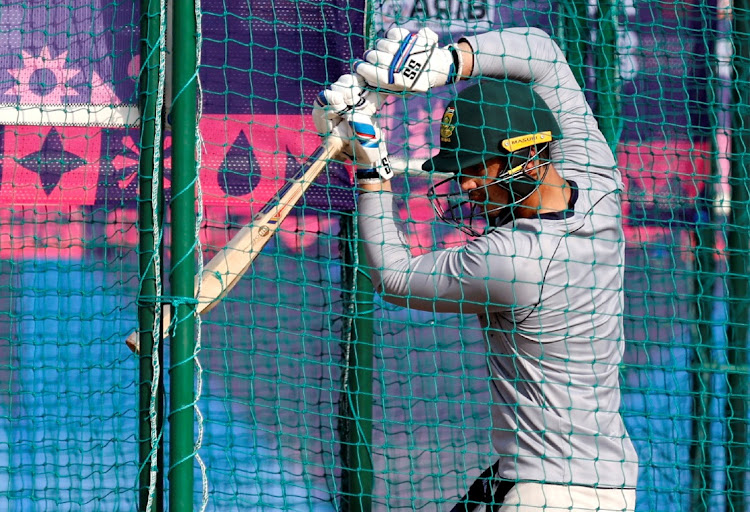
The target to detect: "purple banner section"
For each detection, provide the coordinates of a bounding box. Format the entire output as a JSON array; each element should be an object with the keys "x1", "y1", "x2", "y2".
[
  {"x1": 200, "y1": 0, "x2": 366, "y2": 115},
  {"x1": 0, "y1": 1, "x2": 138, "y2": 108},
  {"x1": 618, "y1": 0, "x2": 719, "y2": 140},
  {"x1": 0, "y1": 0, "x2": 366, "y2": 210},
  {"x1": 378, "y1": 0, "x2": 719, "y2": 152}
]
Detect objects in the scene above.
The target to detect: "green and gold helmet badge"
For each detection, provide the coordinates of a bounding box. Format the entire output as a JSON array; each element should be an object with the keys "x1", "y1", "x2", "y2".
[{"x1": 440, "y1": 106, "x2": 456, "y2": 142}]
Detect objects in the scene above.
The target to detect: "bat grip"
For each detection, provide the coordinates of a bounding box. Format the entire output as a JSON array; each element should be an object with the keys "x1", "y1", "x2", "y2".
[{"x1": 363, "y1": 88, "x2": 390, "y2": 111}]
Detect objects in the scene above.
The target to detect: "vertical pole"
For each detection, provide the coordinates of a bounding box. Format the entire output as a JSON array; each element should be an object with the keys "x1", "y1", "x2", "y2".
[
  {"x1": 338, "y1": 4, "x2": 376, "y2": 509},
  {"x1": 561, "y1": 0, "x2": 589, "y2": 91},
  {"x1": 689, "y1": 233, "x2": 714, "y2": 512},
  {"x1": 690, "y1": 135, "x2": 716, "y2": 512},
  {"x1": 137, "y1": 0, "x2": 165, "y2": 509},
  {"x1": 690, "y1": 15, "x2": 720, "y2": 512},
  {"x1": 594, "y1": 0, "x2": 621, "y2": 150},
  {"x1": 339, "y1": 214, "x2": 374, "y2": 512},
  {"x1": 169, "y1": 0, "x2": 197, "y2": 509},
  {"x1": 351, "y1": 238, "x2": 375, "y2": 512},
  {"x1": 728, "y1": 3, "x2": 750, "y2": 510}
]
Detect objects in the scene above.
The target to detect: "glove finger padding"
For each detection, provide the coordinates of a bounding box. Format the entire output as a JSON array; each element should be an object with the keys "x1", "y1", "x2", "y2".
[
  {"x1": 375, "y1": 36, "x2": 403, "y2": 55},
  {"x1": 313, "y1": 73, "x2": 380, "y2": 136},
  {"x1": 313, "y1": 89, "x2": 348, "y2": 136},
  {"x1": 385, "y1": 27, "x2": 413, "y2": 44},
  {"x1": 355, "y1": 27, "x2": 459, "y2": 94},
  {"x1": 363, "y1": 49, "x2": 395, "y2": 69},
  {"x1": 330, "y1": 73, "x2": 370, "y2": 108}
]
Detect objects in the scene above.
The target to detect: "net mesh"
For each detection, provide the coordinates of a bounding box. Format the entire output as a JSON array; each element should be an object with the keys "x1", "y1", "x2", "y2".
[{"x1": 0, "y1": 0, "x2": 747, "y2": 511}]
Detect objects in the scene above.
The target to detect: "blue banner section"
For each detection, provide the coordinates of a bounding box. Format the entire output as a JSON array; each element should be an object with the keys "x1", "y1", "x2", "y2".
[{"x1": 0, "y1": 263, "x2": 138, "y2": 510}]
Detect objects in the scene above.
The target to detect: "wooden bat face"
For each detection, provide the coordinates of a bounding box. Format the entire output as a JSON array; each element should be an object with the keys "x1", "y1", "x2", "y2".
[{"x1": 126, "y1": 137, "x2": 345, "y2": 353}]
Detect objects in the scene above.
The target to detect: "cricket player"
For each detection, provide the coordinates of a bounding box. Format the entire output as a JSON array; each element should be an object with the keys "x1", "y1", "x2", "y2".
[{"x1": 313, "y1": 26, "x2": 639, "y2": 511}]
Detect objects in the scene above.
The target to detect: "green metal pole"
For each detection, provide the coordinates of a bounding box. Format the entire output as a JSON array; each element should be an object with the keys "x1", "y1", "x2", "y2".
[
  {"x1": 689, "y1": 17, "x2": 722, "y2": 512},
  {"x1": 337, "y1": 7, "x2": 376, "y2": 510},
  {"x1": 137, "y1": 0, "x2": 165, "y2": 509},
  {"x1": 689, "y1": 98, "x2": 716, "y2": 512},
  {"x1": 689, "y1": 234, "x2": 715, "y2": 512},
  {"x1": 339, "y1": 214, "x2": 374, "y2": 512},
  {"x1": 351, "y1": 238, "x2": 375, "y2": 511},
  {"x1": 561, "y1": 0, "x2": 589, "y2": 91},
  {"x1": 689, "y1": 136, "x2": 717, "y2": 512},
  {"x1": 594, "y1": 0, "x2": 621, "y2": 150},
  {"x1": 168, "y1": 0, "x2": 198, "y2": 509},
  {"x1": 728, "y1": 3, "x2": 750, "y2": 510}
]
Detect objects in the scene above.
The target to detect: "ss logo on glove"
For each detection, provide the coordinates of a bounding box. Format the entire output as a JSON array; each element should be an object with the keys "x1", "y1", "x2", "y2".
[
  {"x1": 381, "y1": 157, "x2": 393, "y2": 176},
  {"x1": 402, "y1": 59, "x2": 423, "y2": 79}
]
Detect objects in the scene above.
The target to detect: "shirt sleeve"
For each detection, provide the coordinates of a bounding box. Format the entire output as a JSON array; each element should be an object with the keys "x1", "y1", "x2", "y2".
[
  {"x1": 460, "y1": 28, "x2": 620, "y2": 185},
  {"x1": 357, "y1": 192, "x2": 545, "y2": 314}
]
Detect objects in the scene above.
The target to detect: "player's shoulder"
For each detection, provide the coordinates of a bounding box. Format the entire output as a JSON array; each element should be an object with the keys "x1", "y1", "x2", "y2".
[
  {"x1": 564, "y1": 178, "x2": 623, "y2": 240},
  {"x1": 481, "y1": 221, "x2": 557, "y2": 260}
]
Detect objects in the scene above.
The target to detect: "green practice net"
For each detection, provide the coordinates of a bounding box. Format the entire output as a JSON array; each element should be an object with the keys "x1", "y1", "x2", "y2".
[{"x1": 0, "y1": 0, "x2": 748, "y2": 511}]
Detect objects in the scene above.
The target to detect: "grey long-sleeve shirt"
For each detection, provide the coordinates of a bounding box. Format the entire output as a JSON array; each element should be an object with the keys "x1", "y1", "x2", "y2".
[{"x1": 358, "y1": 28, "x2": 639, "y2": 488}]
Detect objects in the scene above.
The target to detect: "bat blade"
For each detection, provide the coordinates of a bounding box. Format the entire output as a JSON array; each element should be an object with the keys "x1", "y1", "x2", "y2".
[{"x1": 126, "y1": 136, "x2": 345, "y2": 353}]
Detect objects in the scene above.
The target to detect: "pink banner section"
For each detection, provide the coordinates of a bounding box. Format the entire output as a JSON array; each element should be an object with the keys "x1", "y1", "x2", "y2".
[
  {"x1": 618, "y1": 138, "x2": 726, "y2": 260},
  {"x1": 198, "y1": 114, "x2": 342, "y2": 207},
  {"x1": 0, "y1": 114, "x2": 348, "y2": 208},
  {"x1": 0, "y1": 124, "x2": 718, "y2": 259},
  {"x1": 0, "y1": 206, "x2": 344, "y2": 260},
  {"x1": 0, "y1": 206, "x2": 86, "y2": 260},
  {"x1": 1, "y1": 127, "x2": 104, "y2": 206},
  {"x1": 620, "y1": 139, "x2": 710, "y2": 217},
  {"x1": 619, "y1": 139, "x2": 712, "y2": 246}
]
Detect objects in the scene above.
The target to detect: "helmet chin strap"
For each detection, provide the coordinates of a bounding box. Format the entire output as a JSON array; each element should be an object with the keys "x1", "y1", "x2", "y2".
[
  {"x1": 480, "y1": 157, "x2": 550, "y2": 232},
  {"x1": 486, "y1": 206, "x2": 514, "y2": 231}
]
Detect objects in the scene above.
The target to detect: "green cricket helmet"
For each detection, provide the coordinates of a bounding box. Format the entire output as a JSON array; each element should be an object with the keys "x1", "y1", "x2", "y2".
[{"x1": 424, "y1": 80, "x2": 562, "y2": 235}]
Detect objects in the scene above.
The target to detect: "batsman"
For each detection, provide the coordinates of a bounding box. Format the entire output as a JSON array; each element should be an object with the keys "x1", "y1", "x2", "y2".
[{"x1": 314, "y1": 27, "x2": 639, "y2": 511}]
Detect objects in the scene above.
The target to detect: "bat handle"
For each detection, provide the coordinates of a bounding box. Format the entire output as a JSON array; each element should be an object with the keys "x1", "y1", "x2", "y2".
[{"x1": 364, "y1": 89, "x2": 390, "y2": 111}]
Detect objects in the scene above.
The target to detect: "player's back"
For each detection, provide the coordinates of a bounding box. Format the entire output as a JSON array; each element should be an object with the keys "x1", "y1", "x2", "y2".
[{"x1": 479, "y1": 173, "x2": 639, "y2": 488}]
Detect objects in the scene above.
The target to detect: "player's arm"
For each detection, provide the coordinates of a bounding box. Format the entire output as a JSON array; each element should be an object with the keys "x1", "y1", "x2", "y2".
[
  {"x1": 459, "y1": 29, "x2": 616, "y2": 165},
  {"x1": 348, "y1": 108, "x2": 542, "y2": 313},
  {"x1": 325, "y1": 69, "x2": 543, "y2": 313},
  {"x1": 358, "y1": 191, "x2": 543, "y2": 314},
  {"x1": 355, "y1": 27, "x2": 583, "y2": 130},
  {"x1": 356, "y1": 27, "x2": 618, "y2": 179}
]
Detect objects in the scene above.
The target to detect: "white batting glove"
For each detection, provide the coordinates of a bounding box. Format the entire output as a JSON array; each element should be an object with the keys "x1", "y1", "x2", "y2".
[
  {"x1": 345, "y1": 110, "x2": 393, "y2": 185},
  {"x1": 313, "y1": 74, "x2": 373, "y2": 136},
  {"x1": 354, "y1": 27, "x2": 463, "y2": 94},
  {"x1": 312, "y1": 74, "x2": 393, "y2": 184}
]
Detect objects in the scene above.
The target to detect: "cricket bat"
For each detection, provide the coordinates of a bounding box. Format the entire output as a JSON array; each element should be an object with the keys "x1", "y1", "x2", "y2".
[{"x1": 126, "y1": 136, "x2": 345, "y2": 353}]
